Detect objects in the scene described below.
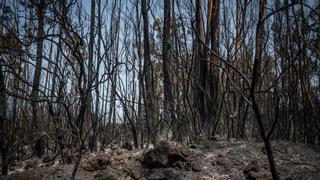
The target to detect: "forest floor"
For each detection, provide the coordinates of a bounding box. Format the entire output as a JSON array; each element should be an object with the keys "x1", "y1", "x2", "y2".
[{"x1": 1, "y1": 138, "x2": 320, "y2": 180}]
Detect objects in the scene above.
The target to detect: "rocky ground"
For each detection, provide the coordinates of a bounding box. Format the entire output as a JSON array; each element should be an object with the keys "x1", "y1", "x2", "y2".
[{"x1": 1, "y1": 139, "x2": 320, "y2": 180}]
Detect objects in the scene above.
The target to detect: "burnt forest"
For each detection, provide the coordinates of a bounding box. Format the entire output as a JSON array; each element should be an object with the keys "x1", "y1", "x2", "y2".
[{"x1": 0, "y1": 0, "x2": 320, "y2": 179}]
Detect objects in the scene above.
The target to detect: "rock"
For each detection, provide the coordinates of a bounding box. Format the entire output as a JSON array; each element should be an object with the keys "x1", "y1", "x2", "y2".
[
  {"x1": 83, "y1": 155, "x2": 111, "y2": 171},
  {"x1": 143, "y1": 148, "x2": 168, "y2": 168},
  {"x1": 143, "y1": 141, "x2": 192, "y2": 168}
]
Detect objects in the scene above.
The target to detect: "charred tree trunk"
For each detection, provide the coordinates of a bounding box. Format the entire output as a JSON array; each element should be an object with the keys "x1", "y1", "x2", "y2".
[
  {"x1": 206, "y1": 0, "x2": 220, "y2": 138},
  {"x1": 250, "y1": 0, "x2": 278, "y2": 179},
  {"x1": 87, "y1": 0, "x2": 96, "y2": 152},
  {"x1": 0, "y1": 58, "x2": 9, "y2": 175},
  {"x1": 195, "y1": 0, "x2": 207, "y2": 135},
  {"x1": 163, "y1": 0, "x2": 175, "y2": 138},
  {"x1": 30, "y1": 0, "x2": 46, "y2": 158},
  {"x1": 141, "y1": 0, "x2": 155, "y2": 144}
]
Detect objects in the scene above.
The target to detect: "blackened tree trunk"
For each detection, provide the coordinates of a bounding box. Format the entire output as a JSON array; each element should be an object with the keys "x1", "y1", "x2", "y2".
[
  {"x1": 30, "y1": 0, "x2": 46, "y2": 157},
  {"x1": 87, "y1": 0, "x2": 96, "y2": 152},
  {"x1": 206, "y1": 0, "x2": 220, "y2": 137},
  {"x1": 195, "y1": 0, "x2": 207, "y2": 133},
  {"x1": 0, "y1": 58, "x2": 9, "y2": 175},
  {"x1": 163, "y1": 0, "x2": 175, "y2": 137},
  {"x1": 141, "y1": 0, "x2": 155, "y2": 144},
  {"x1": 250, "y1": 0, "x2": 278, "y2": 179}
]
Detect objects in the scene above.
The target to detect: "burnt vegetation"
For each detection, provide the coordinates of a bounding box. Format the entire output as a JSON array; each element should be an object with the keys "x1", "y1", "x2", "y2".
[{"x1": 0, "y1": 0, "x2": 320, "y2": 179}]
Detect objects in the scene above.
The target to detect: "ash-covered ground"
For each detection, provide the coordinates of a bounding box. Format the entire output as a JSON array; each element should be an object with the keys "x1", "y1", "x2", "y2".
[{"x1": 1, "y1": 139, "x2": 320, "y2": 180}]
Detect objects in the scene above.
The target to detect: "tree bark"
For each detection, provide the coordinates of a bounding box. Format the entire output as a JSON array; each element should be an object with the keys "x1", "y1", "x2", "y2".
[
  {"x1": 87, "y1": 0, "x2": 96, "y2": 152},
  {"x1": 163, "y1": 0, "x2": 175, "y2": 138},
  {"x1": 30, "y1": 0, "x2": 46, "y2": 157},
  {"x1": 195, "y1": 0, "x2": 207, "y2": 134},
  {"x1": 141, "y1": 0, "x2": 155, "y2": 144},
  {"x1": 0, "y1": 57, "x2": 9, "y2": 175}
]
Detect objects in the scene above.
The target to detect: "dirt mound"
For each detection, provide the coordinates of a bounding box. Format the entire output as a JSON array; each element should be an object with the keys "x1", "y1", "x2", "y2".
[{"x1": 142, "y1": 141, "x2": 200, "y2": 173}]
